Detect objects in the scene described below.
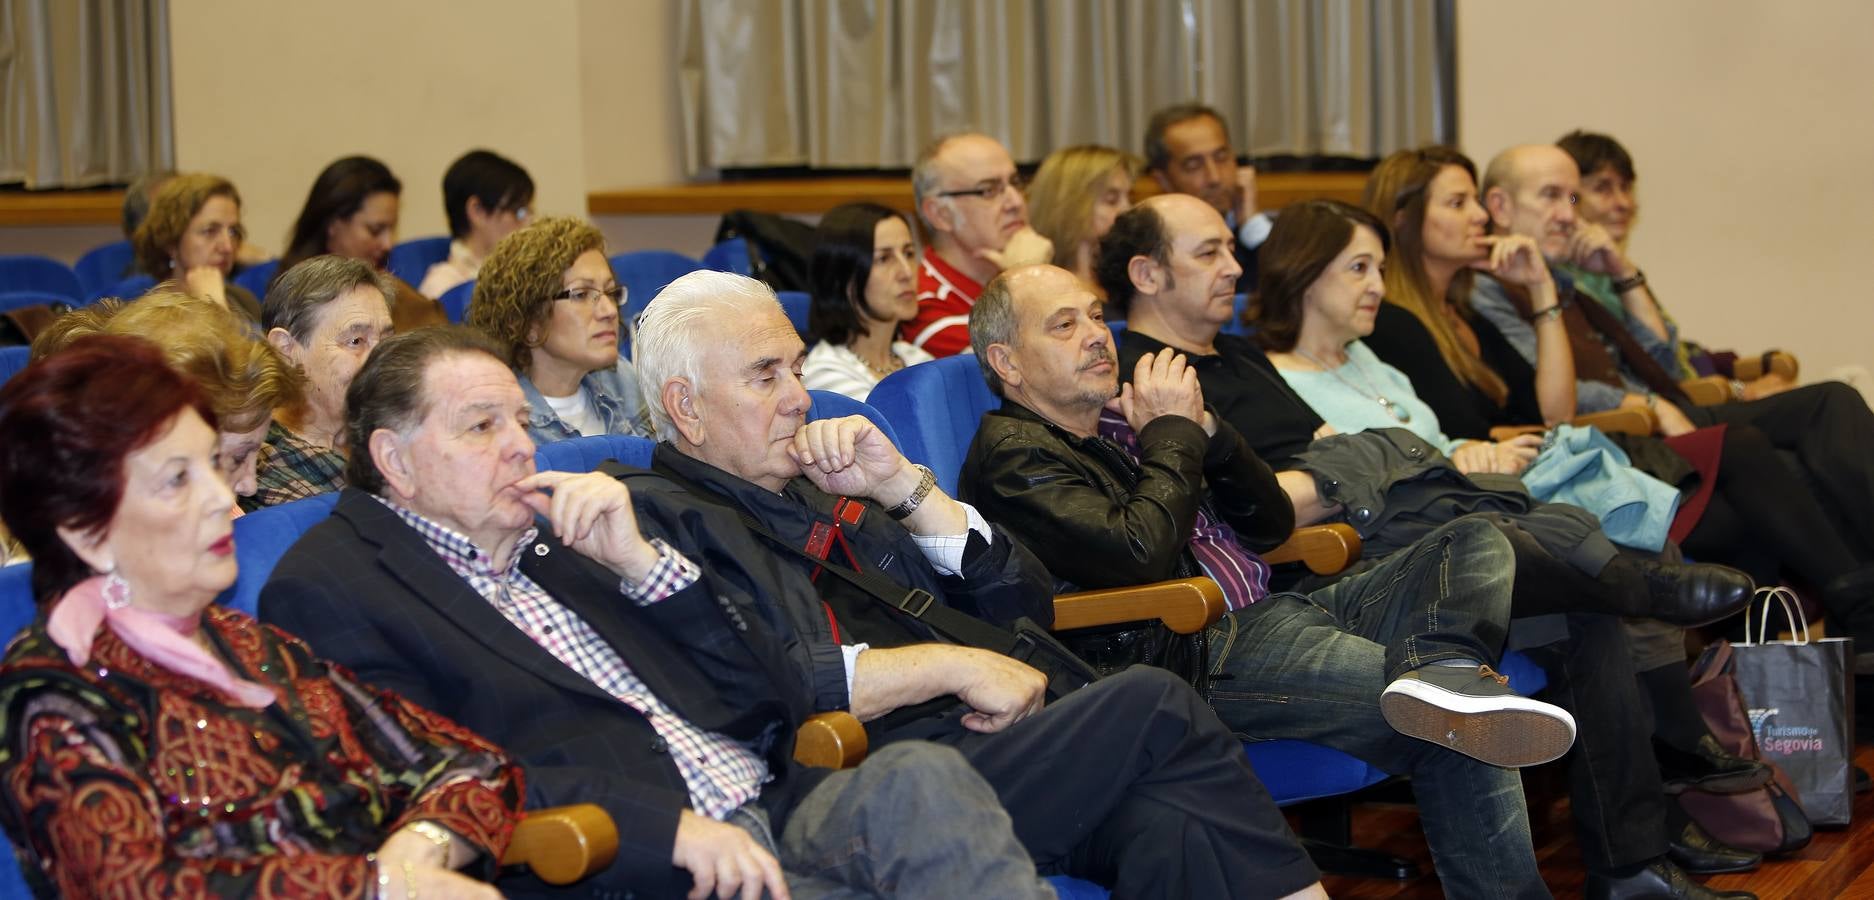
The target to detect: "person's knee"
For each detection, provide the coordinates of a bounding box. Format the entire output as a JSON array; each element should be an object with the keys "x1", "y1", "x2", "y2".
[
  {"x1": 1438, "y1": 515, "x2": 1514, "y2": 566},
  {"x1": 863, "y1": 740, "x2": 975, "y2": 787}
]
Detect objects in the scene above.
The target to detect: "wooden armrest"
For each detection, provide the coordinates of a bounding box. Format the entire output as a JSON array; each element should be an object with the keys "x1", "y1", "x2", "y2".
[
  {"x1": 1488, "y1": 424, "x2": 1545, "y2": 441},
  {"x1": 1261, "y1": 523, "x2": 1362, "y2": 576},
  {"x1": 1680, "y1": 375, "x2": 1731, "y2": 406},
  {"x1": 1053, "y1": 576, "x2": 1224, "y2": 635},
  {"x1": 1571, "y1": 407, "x2": 1658, "y2": 435},
  {"x1": 793, "y1": 711, "x2": 868, "y2": 769},
  {"x1": 1733, "y1": 350, "x2": 1799, "y2": 382},
  {"x1": 501, "y1": 803, "x2": 618, "y2": 885}
]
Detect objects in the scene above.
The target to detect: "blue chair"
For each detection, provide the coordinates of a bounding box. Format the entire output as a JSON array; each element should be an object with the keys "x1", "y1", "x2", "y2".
[
  {"x1": 805, "y1": 390, "x2": 900, "y2": 447},
  {"x1": 234, "y1": 259, "x2": 279, "y2": 298},
  {"x1": 220, "y1": 493, "x2": 340, "y2": 616},
  {"x1": 388, "y1": 236, "x2": 452, "y2": 287},
  {"x1": 0, "y1": 563, "x2": 35, "y2": 648},
  {"x1": 612, "y1": 251, "x2": 704, "y2": 356},
  {"x1": 74, "y1": 240, "x2": 135, "y2": 300},
  {"x1": 440, "y1": 279, "x2": 476, "y2": 324},
  {"x1": 100, "y1": 273, "x2": 157, "y2": 302},
  {"x1": 1220, "y1": 293, "x2": 1252, "y2": 337},
  {"x1": 0, "y1": 291, "x2": 73, "y2": 317},
  {"x1": 0, "y1": 256, "x2": 80, "y2": 303},
  {"x1": 0, "y1": 346, "x2": 32, "y2": 385},
  {"x1": 701, "y1": 237, "x2": 754, "y2": 276},
  {"x1": 776, "y1": 290, "x2": 810, "y2": 336},
  {"x1": 1106, "y1": 318, "x2": 1125, "y2": 345},
  {"x1": 534, "y1": 433, "x2": 655, "y2": 474}
]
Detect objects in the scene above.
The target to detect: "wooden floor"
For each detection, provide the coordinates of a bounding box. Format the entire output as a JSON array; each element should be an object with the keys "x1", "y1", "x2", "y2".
[{"x1": 1311, "y1": 742, "x2": 1874, "y2": 899}]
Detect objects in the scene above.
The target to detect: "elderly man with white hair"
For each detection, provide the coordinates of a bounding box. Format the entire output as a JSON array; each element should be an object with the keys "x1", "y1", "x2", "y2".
[{"x1": 619, "y1": 270, "x2": 1328, "y2": 900}]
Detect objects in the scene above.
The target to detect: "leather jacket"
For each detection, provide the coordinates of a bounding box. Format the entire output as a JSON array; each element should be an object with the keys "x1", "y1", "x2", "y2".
[{"x1": 959, "y1": 400, "x2": 1293, "y2": 591}]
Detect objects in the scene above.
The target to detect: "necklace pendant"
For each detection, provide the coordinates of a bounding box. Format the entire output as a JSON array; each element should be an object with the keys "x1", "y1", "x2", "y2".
[{"x1": 1379, "y1": 398, "x2": 1411, "y2": 423}]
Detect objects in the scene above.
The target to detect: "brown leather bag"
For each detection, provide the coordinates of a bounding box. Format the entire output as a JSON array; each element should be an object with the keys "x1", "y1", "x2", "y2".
[{"x1": 1678, "y1": 639, "x2": 1814, "y2": 854}]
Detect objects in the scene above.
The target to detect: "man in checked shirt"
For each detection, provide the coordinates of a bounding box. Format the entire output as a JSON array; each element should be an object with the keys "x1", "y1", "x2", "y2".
[{"x1": 262, "y1": 327, "x2": 1056, "y2": 899}]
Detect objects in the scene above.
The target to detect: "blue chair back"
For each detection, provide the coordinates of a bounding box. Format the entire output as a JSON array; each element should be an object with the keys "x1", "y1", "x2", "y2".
[
  {"x1": 805, "y1": 391, "x2": 901, "y2": 448},
  {"x1": 1220, "y1": 293, "x2": 1252, "y2": 337},
  {"x1": 534, "y1": 434, "x2": 656, "y2": 474},
  {"x1": 0, "y1": 256, "x2": 80, "y2": 303},
  {"x1": 0, "y1": 346, "x2": 32, "y2": 385},
  {"x1": 234, "y1": 259, "x2": 280, "y2": 298},
  {"x1": 864, "y1": 356, "x2": 995, "y2": 496},
  {"x1": 220, "y1": 493, "x2": 340, "y2": 616},
  {"x1": 0, "y1": 291, "x2": 73, "y2": 316},
  {"x1": 0, "y1": 564, "x2": 35, "y2": 650},
  {"x1": 74, "y1": 240, "x2": 135, "y2": 300},
  {"x1": 439, "y1": 279, "x2": 476, "y2": 324},
  {"x1": 387, "y1": 237, "x2": 452, "y2": 287},
  {"x1": 701, "y1": 237, "x2": 754, "y2": 275},
  {"x1": 101, "y1": 274, "x2": 157, "y2": 303},
  {"x1": 612, "y1": 251, "x2": 704, "y2": 356},
  {"x1": 776, "y1": 291, "x2": 810, "y2": 336}
]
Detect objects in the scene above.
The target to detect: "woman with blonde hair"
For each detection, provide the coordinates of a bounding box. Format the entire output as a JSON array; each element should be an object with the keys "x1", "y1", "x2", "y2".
[
  {"x1": 1026, "y1": 145, "x2": 1143, "y2": 291},
  {"x1": 129, "y1": 174, "x2": 262, "y2": 321},
  {"x1": 31, "y1": 289, "x2": 305, "y2": 505},
  {"x1": 466, "y1": 216, "x2": 652, "y2": 443}
]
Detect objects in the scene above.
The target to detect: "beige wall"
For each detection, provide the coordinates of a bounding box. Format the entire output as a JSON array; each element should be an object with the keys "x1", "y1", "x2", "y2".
[
  {"x1": 1457, "y1": 0, "x2": 1874, "y2": 390},
  {"x1": 167, "y1": 0, "x2": 590, "y2": 259}
]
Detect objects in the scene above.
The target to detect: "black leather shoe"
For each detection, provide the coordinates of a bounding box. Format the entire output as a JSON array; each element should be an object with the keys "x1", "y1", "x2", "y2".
[
  {"x1": 1656, "y1": 735, "x2": 1771, "y2": 795},
  {"x1": 1585, "y1": 859, "x2": 1757, "y2": 899},
  {"x1": 1603, "y1": 556, "x2": 1755, "y2": 627},
  {"x1": 1666, "y1": 804, "x2": 1760, "y2": 874}
]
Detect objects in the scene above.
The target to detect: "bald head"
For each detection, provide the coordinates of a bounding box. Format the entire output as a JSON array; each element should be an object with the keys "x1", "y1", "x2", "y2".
[
  {"x1": 1481, "y1": 144, "x2": 1581, "y2": 257},
  {"x1": 914, "y1": 133, "x2": 1029, "y2": 260}
]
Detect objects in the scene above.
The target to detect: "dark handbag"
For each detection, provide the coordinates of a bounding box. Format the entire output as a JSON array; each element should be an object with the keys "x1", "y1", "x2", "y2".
[
  {"x1": 712, "y1": 209, "x2": 818, "y2": 293},
  {"x1": 1680, "y1": 636, "x2": 1814, "y2": 854},
  {"x1": 1056, "y1": 619, "x2": 1209, "y2": 696}
]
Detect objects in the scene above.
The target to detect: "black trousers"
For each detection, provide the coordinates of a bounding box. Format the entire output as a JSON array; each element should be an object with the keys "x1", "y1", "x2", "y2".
[
  {"x1": 1685, "y1": 381, "x2": 1874, "y2": 560},
  {"x1": 878, "y1": 667, "x2": 1320, "y2": 900}
]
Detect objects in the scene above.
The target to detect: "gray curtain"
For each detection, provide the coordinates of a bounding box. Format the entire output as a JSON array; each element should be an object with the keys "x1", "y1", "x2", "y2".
[
  {"x1": 0, "y1": 0, "x2": 173, "y2": 188},
  {"x1": 678, "y1": 0, "x2": 1453, "y2": 174}
]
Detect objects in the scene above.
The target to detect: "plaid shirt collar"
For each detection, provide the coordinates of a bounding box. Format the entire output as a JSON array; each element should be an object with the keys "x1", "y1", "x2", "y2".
[{"x1": 374, "y1": 494, "x2": 538, "y2": 580}]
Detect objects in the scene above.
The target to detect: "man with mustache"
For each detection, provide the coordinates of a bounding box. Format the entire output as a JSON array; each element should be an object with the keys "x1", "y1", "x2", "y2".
[
  {"x1": 958, "y1": 249, "x2": 1582, "y2": 900},
  {"x1": 902, "y1": 133, "x2": 1056, "y2": 357}
]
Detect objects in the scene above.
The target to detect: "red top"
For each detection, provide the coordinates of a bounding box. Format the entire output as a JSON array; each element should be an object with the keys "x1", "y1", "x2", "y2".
[{"x1": 902, "y1": 252, "x2": 983, "y2": 358}]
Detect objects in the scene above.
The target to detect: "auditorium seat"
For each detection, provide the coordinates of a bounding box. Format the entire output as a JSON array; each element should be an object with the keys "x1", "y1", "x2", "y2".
[
  {"x1": 776, "y1": 290, "x2": 810, "y2": 337},
  {"x1": 439, "y1": 278, "x2": 476, "y2": 323},
  {"x1": 701, "y1": 237, "x2": 754, "y2": 276},
  {"x1": 804, "y1": 390, "x2": 901, "y2": 447},
  {"x1": 1222, "y1": 293, "x2": 1253, "y2": 337},
  {"x1": 220, "y1": 493, "x2": 341, "y2": 616},
  {"x1": 0, "y1": 256, "x2": 81, "y2": 303},
  {"x1": 233, "y1": 259, "x2": 279, "y2": 297},
  {"x1": 0, "y1": 291, "x2": 71, "y2": 317},
  {"x1": 387, "y1": 236, "x2": 452, "y2": 287},
  {"x1": 73, "y1": 240, "x2": 135, "y2": 300},
  {"x1": 101, "y1": 274, "x2": 157, "y2": 303},
  {"x1": 534, "y1": 433, "x2": 654, "y2": 473},
  {"x1": 0, "y1": 347, "x2": 32, "y2": 385},
  {"x1": 611, "y1": 250, "x2": 703, "y2": 357}
]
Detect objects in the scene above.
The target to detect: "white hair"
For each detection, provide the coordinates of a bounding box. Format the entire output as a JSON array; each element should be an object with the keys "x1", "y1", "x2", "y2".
[{"x1": 633, "y1": 270, "x2": 786, "y2": 436}]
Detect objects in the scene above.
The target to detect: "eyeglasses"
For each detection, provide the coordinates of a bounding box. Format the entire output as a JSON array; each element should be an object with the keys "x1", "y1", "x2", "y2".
[
  {"x1": 936, "y1": 173, "x2": 1027, "y2": 201},
  {"x1": 552, "y1": 284, "x2": 627, "y2": 307}
]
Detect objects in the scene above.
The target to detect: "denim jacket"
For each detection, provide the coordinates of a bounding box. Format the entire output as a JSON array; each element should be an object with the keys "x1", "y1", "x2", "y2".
[{"x1": 518, "y1": 357, "x2": 656, "y2": 446}]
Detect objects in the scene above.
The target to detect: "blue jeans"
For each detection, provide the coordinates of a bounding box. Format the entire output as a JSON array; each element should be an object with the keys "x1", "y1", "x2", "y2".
[
  {"x1": 1207, "y1": 515, "x2": 1550, "y2": 900},
  {"x1": 733, "y1": 742, "x2": 1057, "y2": 899}
]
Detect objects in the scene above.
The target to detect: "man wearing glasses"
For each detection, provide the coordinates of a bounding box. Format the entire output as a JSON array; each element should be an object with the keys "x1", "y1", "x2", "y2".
[{"x1": 904, "y1": 133, "x2": 1056, "y2": 357}]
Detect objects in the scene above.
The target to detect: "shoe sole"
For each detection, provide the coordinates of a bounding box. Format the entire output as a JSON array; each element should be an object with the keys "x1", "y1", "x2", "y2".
[{"x1": 1380, "y1": 682, "x2": 1576, "y2": 768}]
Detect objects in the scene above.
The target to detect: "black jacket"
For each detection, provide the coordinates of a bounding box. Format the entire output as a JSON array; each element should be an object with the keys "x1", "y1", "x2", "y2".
[
  {"x1": 958, "y1": 400, "x2": 1293, "y2": 591},
  {"x1": 260, "y1": 489, "x2": 821, "y2": 899},
  {"x1": 621, "y1": 444, "x2": 1056, "y2": 718}
]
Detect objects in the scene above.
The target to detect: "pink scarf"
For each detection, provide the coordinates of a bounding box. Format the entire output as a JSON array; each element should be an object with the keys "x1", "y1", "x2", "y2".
[{"x1": 46, "y1": 575, "x2": 276, "y2": 708}]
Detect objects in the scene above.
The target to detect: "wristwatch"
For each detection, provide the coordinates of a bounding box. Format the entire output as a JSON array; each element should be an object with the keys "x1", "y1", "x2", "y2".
[{"x1": 886, "y1": 465, "x2": 936, "y2": 520}]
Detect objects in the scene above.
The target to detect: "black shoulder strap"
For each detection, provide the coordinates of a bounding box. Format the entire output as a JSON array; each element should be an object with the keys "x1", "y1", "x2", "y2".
[{"x1": 610, "y1": 459, "x2": 1028, "y2": 654}]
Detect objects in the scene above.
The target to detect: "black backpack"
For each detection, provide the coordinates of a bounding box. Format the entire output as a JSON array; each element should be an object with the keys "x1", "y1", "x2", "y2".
[{"x1": 712, "y1": 209, "x2": 818, "y2": 293}]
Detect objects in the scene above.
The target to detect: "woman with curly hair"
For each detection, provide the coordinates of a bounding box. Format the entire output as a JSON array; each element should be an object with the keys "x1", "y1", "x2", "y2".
[
  {"x1": 129, "y1": 174, "x2": 262, "y2": 321},
  {"x1": 466, "y1": 216, "x2": 653, "y2": 443},
  {"x1": 31, "y1": 290, "x2": 305, "y2": 505}
]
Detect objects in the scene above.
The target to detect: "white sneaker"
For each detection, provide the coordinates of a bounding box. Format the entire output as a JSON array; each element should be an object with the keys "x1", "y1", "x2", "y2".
[{"x1": 1380, "y1": 664, "x2": 1576, "y2": 767}]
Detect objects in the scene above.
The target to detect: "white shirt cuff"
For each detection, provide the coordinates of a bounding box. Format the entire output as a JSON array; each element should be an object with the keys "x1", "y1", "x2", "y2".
[
  {"x1": 840, "y1": 642, "x2": 870, "y2": 701},
  {"x1": 1238, "y1": 211, "x2": 1274, "y2": 250},
  {"x1": 911, "y1": 503, "x2": 992, "y2": 576}
]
